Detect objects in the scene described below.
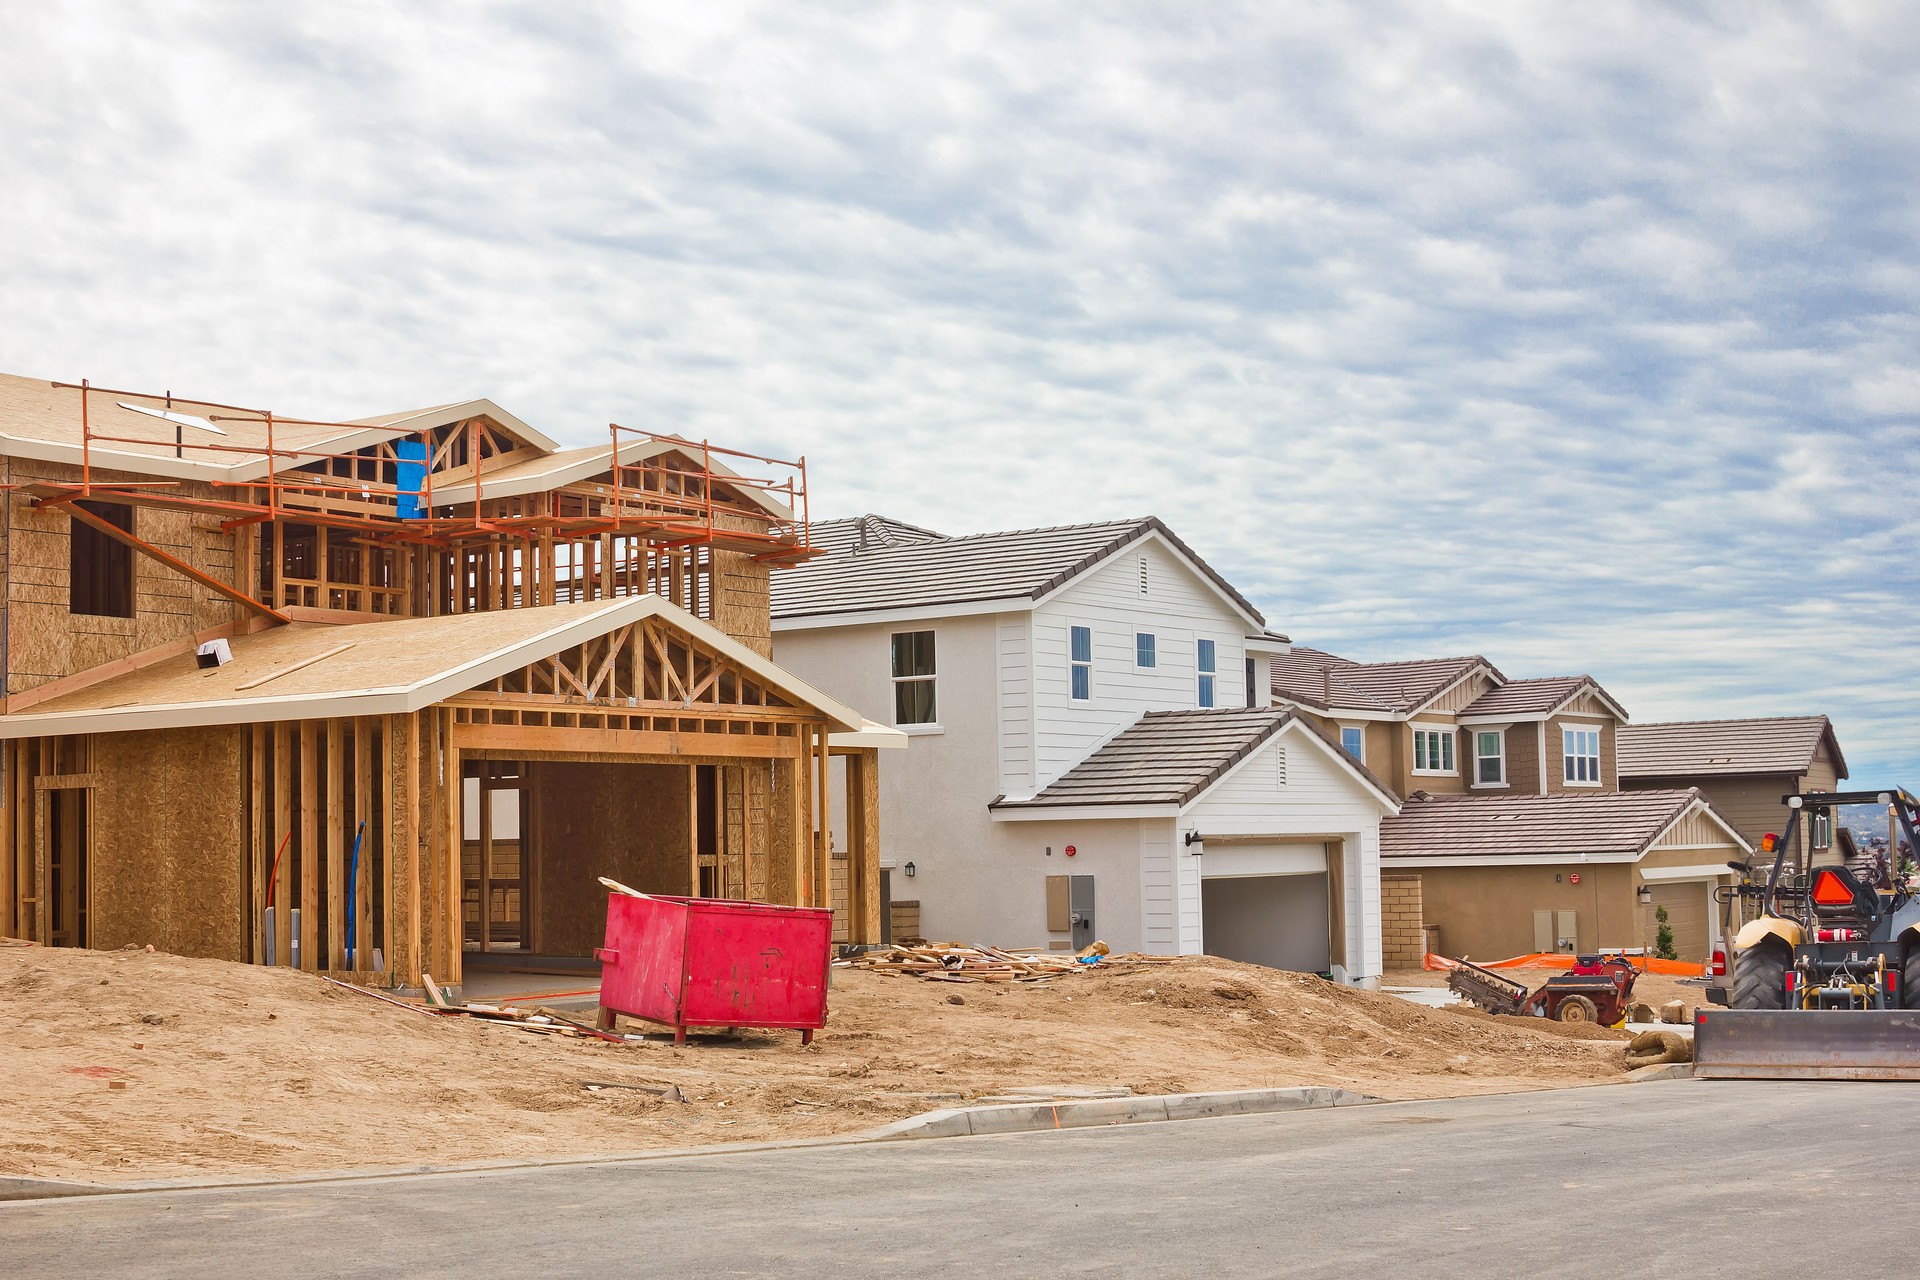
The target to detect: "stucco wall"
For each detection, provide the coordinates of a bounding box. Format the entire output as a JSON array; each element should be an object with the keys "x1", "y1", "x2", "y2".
[{"x1": 1414, "y1": 862, "x2": 1638, "y2": 959}]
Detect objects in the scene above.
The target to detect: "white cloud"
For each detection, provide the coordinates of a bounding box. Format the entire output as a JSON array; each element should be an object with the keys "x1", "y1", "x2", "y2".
[{"x1": 1, "y1": 0, "x2": 1916, "y2": 779}]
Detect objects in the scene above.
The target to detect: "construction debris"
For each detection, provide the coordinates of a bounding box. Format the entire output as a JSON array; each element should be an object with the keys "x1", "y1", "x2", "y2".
[
  {"x1": 1624, "y1": 1030, "x2": 1694, "y2": 1068},
  {"x1": 834, "y1": 941, "x2": 1174, "y2": 983}
]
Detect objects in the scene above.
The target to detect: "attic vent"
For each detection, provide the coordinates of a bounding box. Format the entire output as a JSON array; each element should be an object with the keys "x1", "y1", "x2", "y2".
[
  {"x1": 1275, "y1": 747, "x2": 1288, "y2": 788},
  {"x1": 1138, "y1": 556, "x2": 1148, "y2": 596}
]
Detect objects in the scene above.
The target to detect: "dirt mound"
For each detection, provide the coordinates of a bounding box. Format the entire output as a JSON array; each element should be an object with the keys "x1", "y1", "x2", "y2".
[{"x1": 2, "y1": 948, "x2": 1629, "y2": 1185}]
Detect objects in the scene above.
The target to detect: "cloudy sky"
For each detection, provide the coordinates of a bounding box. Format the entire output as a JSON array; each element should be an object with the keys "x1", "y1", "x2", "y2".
[{"x1": 4, "y1": 2, "x2": 1917, "y2": 779}]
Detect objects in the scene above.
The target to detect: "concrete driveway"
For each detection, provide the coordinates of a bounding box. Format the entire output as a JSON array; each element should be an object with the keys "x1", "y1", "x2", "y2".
[{"x1": 0, "y1": 1080, "x2": 1905, "y2": 1278}]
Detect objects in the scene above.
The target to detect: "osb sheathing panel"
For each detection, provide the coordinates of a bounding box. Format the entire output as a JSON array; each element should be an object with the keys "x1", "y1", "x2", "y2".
[
  {"x1": 90, "y1": 725, "x2": 246, "y2": 959},
  {"x1": 529, "y1": 761, "x2": 692, "y2": 957},
  {"x1": 712, "y1": 513, "x2": 773, "y2": 659},
  {"x1": 4, "y1": 460, "x2": 242, "y2": 697}
]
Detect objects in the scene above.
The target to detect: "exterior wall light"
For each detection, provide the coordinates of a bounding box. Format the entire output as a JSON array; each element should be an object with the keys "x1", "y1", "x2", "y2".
[{"x1": 904, "y1": 861, "x2": 916, "y2": 878}]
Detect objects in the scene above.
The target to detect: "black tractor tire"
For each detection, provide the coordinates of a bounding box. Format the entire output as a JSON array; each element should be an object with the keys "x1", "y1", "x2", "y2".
[
  {"x1": 1732, "y1": 939, "x2": 1790, "y2": 1010},
  {"x1": 1903, "y1": 944, "x2": 1920, "y2": 1011},
  {"x1": 1555, "y1": 994, "x2": 1599, "y2": 1023}
]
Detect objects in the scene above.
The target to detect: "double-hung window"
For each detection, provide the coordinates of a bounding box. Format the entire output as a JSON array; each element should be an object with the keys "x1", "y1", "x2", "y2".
[
  {"x1": 1413, "y1": 727, "x2": 1456, "y2": 774},
  {"x1": 891, "y1": 630, "x2": 937, "y2": 725},
  {"x1": 1474, "y1": 731, "x2": 1506, "y2": 785},
  {"x1": 1070, "y1": 626, "x2": 1092, "y2": 701},
  {"x1": 1196, "y1": 639, "x2": 1216, "y2": 708},
  {"x1": 1135, "y1": 632, "x2": 1156, "y2": 669},
  {"x1": 1340, "y1": 726, "x2": 1365, "y2": 762},
  {"x1": 1563, "y1": 727, "x2": 1601, "y2": 784}
]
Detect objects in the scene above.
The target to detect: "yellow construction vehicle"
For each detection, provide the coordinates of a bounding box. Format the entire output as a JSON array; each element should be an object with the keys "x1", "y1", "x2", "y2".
[{"x1": 1694, "y1": 790, "x2": 1920, "y2": 1079}]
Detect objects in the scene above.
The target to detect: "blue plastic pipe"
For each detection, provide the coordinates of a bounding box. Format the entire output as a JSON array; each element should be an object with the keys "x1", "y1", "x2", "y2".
[{"x1": 346, "y1": 820, "x2": 366, "y2": 968}]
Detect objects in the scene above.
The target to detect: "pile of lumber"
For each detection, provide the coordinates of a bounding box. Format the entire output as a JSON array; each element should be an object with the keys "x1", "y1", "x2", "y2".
[
  {"x1": 836, "y1": 941, "x2": 1174, "y2": 984},
  {"x1": 321, "y1": 975, "x2": 633, "y2": 1042}
]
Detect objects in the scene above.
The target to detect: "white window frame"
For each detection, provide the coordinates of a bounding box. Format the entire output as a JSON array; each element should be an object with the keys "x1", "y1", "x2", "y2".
[
  {"x1": 1412, "y1": 725, "x2": 1457, "y2": 775},
  {"x1": 1069, "y1": 624, "x2": 1092, "y2": 702},
  {"x1": 1562, "y1": 725, "x2": 1602, "y2": 786},
  {"x1": 890, "y1": 629, "x2": 939, "y2": 730},
  {"x1": 1472, "y1": 728, "x2": 1507, "y2": 788},
  {"x1": 1196, "y1": 638, "x2": 1216, "y2": 708},
  {"x1": 1339, "y1": 724, "x2": 1366, "y2": 763},
  {"x1": 1135, "y1": 632, "x2": 1157, "y2": 670}
]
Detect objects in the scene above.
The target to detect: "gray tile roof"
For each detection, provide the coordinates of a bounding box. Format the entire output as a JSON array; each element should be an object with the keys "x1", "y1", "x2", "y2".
[
  {"x1": 1270, "y1": 646, "x2": 1496, "y2": 714},
  {"x1": 804, "y1": 514, "x2": 947, "y2": 558},
  {"x1": 1617, "y1": 716, "x2": 1846, "y2": 781},
  {"x1": 771, "y1": 515, "x2": 1265, "y2": 626},
  {"x1": 990, "y1": 708, "x2": 1396, "y2": 811},
  {"x1": 1380, "y1": 788, "x2": 1734, "y2": 861}
]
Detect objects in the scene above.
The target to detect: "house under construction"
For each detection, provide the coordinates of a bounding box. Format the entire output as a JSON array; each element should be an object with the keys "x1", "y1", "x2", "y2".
[{"x1": 0, "y1": 373, "x2": 899, "y2": 994}]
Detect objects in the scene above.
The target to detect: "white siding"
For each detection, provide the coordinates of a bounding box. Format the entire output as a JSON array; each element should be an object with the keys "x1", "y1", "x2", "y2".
[
  {"x1": 996, "y1": 612, "x2": 1035, "y2": 796},
  {"x1": 1030, "y1": 535, "x2": 1254, "y2": 788},
  {"x1": 1139, "y1": 820, "x2": 1179, "y2": 953}
]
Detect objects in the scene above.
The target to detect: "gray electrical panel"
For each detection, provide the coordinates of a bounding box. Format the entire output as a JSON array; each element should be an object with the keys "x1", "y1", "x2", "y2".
[{"x1": 1069, "y1": 874, "x2": 1095, "y2": 947}]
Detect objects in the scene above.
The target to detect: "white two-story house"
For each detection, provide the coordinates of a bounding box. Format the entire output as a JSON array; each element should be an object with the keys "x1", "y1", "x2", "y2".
[{"x1": 772, "y1": 515, "x2": 1400, "y2": 985}]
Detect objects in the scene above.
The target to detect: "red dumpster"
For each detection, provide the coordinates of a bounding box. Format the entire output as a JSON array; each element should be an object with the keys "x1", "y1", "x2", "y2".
[{"x1": 593, "y1": 893, "x2": 833, "y2": 1045}]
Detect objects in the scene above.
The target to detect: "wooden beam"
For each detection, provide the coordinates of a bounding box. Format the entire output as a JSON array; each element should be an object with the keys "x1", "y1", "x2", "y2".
[
  {"x1": 299, "y1": 720, "x2": 320, "y2": 970},
  {"x1": 249, "y1": 727, "x2": 266, "y2": 963},
  {"x1": 451, "y1": 721, "x2": 804, "y2": 760},
  {"x1": 326, "y1": 721, "x2": 346, "y2": 970},
  {"x1": 847, "y1": 748, "x2": 881, "y2": 944},
  {"x1": 274, "y1": 722, "x2": 293, "y2": 966},
  {"x1": 55, "y1": 498, "x2": 290, "y2": 624},
  {"x1": 233, "y1": 643, "x2": 356, "y2": 692}
]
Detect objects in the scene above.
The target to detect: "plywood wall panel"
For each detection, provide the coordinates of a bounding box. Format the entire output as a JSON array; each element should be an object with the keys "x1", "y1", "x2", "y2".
[
  {"x1": 90, "y1": 726, "x2": 246, "y2": 959},
  {"x1": 528, "y1": 760, "x2": 693, "y2": 957}
]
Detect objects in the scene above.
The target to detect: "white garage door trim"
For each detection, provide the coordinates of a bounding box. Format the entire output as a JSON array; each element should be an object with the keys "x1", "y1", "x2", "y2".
[{"x1": 1198, "y1": 842, "x2": 1327, "y2": 879}]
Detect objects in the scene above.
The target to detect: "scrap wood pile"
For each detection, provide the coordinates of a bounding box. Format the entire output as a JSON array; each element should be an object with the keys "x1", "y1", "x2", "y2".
[
  {"x1": 836, "y1": 939, "x2": 1175, "y2": 983},
  {"x1": 320, "y1": 975, "x2": 636, "y2": 1043}
]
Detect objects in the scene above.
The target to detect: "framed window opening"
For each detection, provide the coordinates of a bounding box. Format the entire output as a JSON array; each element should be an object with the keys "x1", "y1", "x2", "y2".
[
  {"x1": 1070, "y1": 625, "x2": 1092, "y2": 702},
  {"x1": 1135, "y1": 632, "x2": 1156, "y2": 669},
  {"x1": 1562, "y1": 726, "x2": 1601, "y2": 785},
  {"x1": 891, "y1": 630, "x2": 938, "y2": 726},
  {"x1": 1196, "y1": 638, "x2": 1216, "y2": 708},
  {"x1": 1244, "y1": 656, "x2": 1258, "y2": 708},
  {"x1": 1412, "y1": 726, "x2": 1456, "y2": 774},
  {"x1": 69, "y1": 499, "x2": 136, "y2": 618},
  {"x1": 1474, "y1": 730, "x2": 1506, "y2": 786}
]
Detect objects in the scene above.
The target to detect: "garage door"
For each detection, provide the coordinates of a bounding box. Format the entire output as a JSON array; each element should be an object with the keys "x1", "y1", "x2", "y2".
[
  {"x1": 1201, "y1": 874, "x2": 1331, "y2": 974},
  {"x1": 1644, "y1": 882, "x2": 1711, "y2": 962}
]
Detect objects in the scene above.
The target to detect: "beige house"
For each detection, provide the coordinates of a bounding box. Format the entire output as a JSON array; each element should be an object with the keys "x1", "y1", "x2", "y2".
[
  {"x1": 1380, "y1": 788, "x2": 1750, "y2": 964},
  {"x1": 1618, "y1": 716, "x2": 1849, "y2": 856},
  {"x1": 1271, "y1": 647, "x2": 1629, "y2": 799}
]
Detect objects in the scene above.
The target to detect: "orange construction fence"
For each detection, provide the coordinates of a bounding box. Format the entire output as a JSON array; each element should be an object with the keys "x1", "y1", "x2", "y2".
[{"x1": 1424, "y1": 951, "x2": 1705, "y2": 977}]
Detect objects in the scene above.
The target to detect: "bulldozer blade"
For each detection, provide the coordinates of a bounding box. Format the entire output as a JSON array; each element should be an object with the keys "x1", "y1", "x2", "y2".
[{"x1": 1693, "y1": 1009, "x2": 1920, "y2": 1080}]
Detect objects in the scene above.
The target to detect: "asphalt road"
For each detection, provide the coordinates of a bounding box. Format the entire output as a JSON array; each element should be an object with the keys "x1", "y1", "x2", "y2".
[{"x1": 1, "y1": 1080, "x2": 1908, "y2": 1279}]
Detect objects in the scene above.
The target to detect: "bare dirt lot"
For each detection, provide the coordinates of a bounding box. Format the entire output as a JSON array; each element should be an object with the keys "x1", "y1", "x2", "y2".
[{"x1": 4, "y1": 946, "x2": 1641, "y2": 1185}]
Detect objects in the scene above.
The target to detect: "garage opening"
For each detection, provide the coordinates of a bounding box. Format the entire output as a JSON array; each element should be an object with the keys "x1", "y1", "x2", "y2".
[
  {"x1": 1643, "y1": 881, "x2": 1712, "y2": 962},
  {"x1": 1201, "y1": 873, "x2": 1331, "y2": 975}
]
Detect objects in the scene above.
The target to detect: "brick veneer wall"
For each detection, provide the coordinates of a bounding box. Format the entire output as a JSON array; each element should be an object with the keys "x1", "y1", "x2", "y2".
[{"x1": 1382, "y1": 873, "x2": 1426, "y2": 968}]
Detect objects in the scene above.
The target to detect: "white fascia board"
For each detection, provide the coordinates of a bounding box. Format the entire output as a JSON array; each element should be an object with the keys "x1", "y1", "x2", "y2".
[
  {"x1": 1550, "y1": 683, "x2": 1631, "y2": 722},
  {"x1": 351, "y1": 398, "x2": 559, "y2": 453},
  {"x1": 831, "y1": 723, "x2": 911, "y2": 750},
  {"x1": 1458, "y1": 712, "x2": 1545, "y2": 726},
  {"x1": 1275, "y1": 698, "x2": 1400, "y2": 723},
  {"x1": 1639, "y1": 863, "x2": 1739, "y2": 882},
  {"x1": 1381, "y1": 853, "x2": 1641, "y2": 868},
  {"x1": 990, "y1": 802, "x2": 1180, "y2": 822},
  {"x1": 1030, "y1": 526, "x2": 1264, "y2": 632},
  {"x1": 1243, "y1": 635, "x2": 1292, "y2": 655},
  {"x1": 772, "y1": 596, "x2": 1035, "y2": 632},
  {"x1": 0, "y1": 433, "x2": 256, "y2": 482}
]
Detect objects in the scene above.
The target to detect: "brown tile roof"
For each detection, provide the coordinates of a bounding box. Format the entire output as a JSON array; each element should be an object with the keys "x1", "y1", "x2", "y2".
[
  {"x1": 989, "y1": 708, "x2": 1396, "y2": 811},
  {"x1": 1380, "y1": 788, "x2": 1737, "y2": 861},
  {"x1": 771, "y1": 516, "x2": 1266, "y2": 627},
  {"x1": 1270, "y1": 646, "x2": 1496, "y2": 714},
  {"x1": 1460, "y1": 675, "x2": 1626, "y2": 720},
  {"x1": 1616, "y1": 716, "x2": 1847, "y2": 781}
]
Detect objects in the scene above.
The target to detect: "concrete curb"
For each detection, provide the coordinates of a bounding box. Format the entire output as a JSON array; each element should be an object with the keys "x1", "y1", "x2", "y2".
[
  {"x1": 0, "y1": 1087, "x2": 1380, "y2": 1202},
  {"x1": 865, "y1": 1086, "x2": 1378, "y2": 1140}
]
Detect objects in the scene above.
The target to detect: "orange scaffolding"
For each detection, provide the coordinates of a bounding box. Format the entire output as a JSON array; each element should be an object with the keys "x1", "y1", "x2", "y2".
[{"x1": 22, "y1": 378, "x2": 818, "y2": 565}]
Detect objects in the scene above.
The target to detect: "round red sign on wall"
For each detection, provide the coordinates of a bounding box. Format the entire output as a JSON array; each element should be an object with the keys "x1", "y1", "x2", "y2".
[
  {"x1": 1569, "y1": 872, "x2": 1581, "y2": 885},
  {"x1": 1065, "y1": 844, "x2": 1078, "y2": 857}
]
